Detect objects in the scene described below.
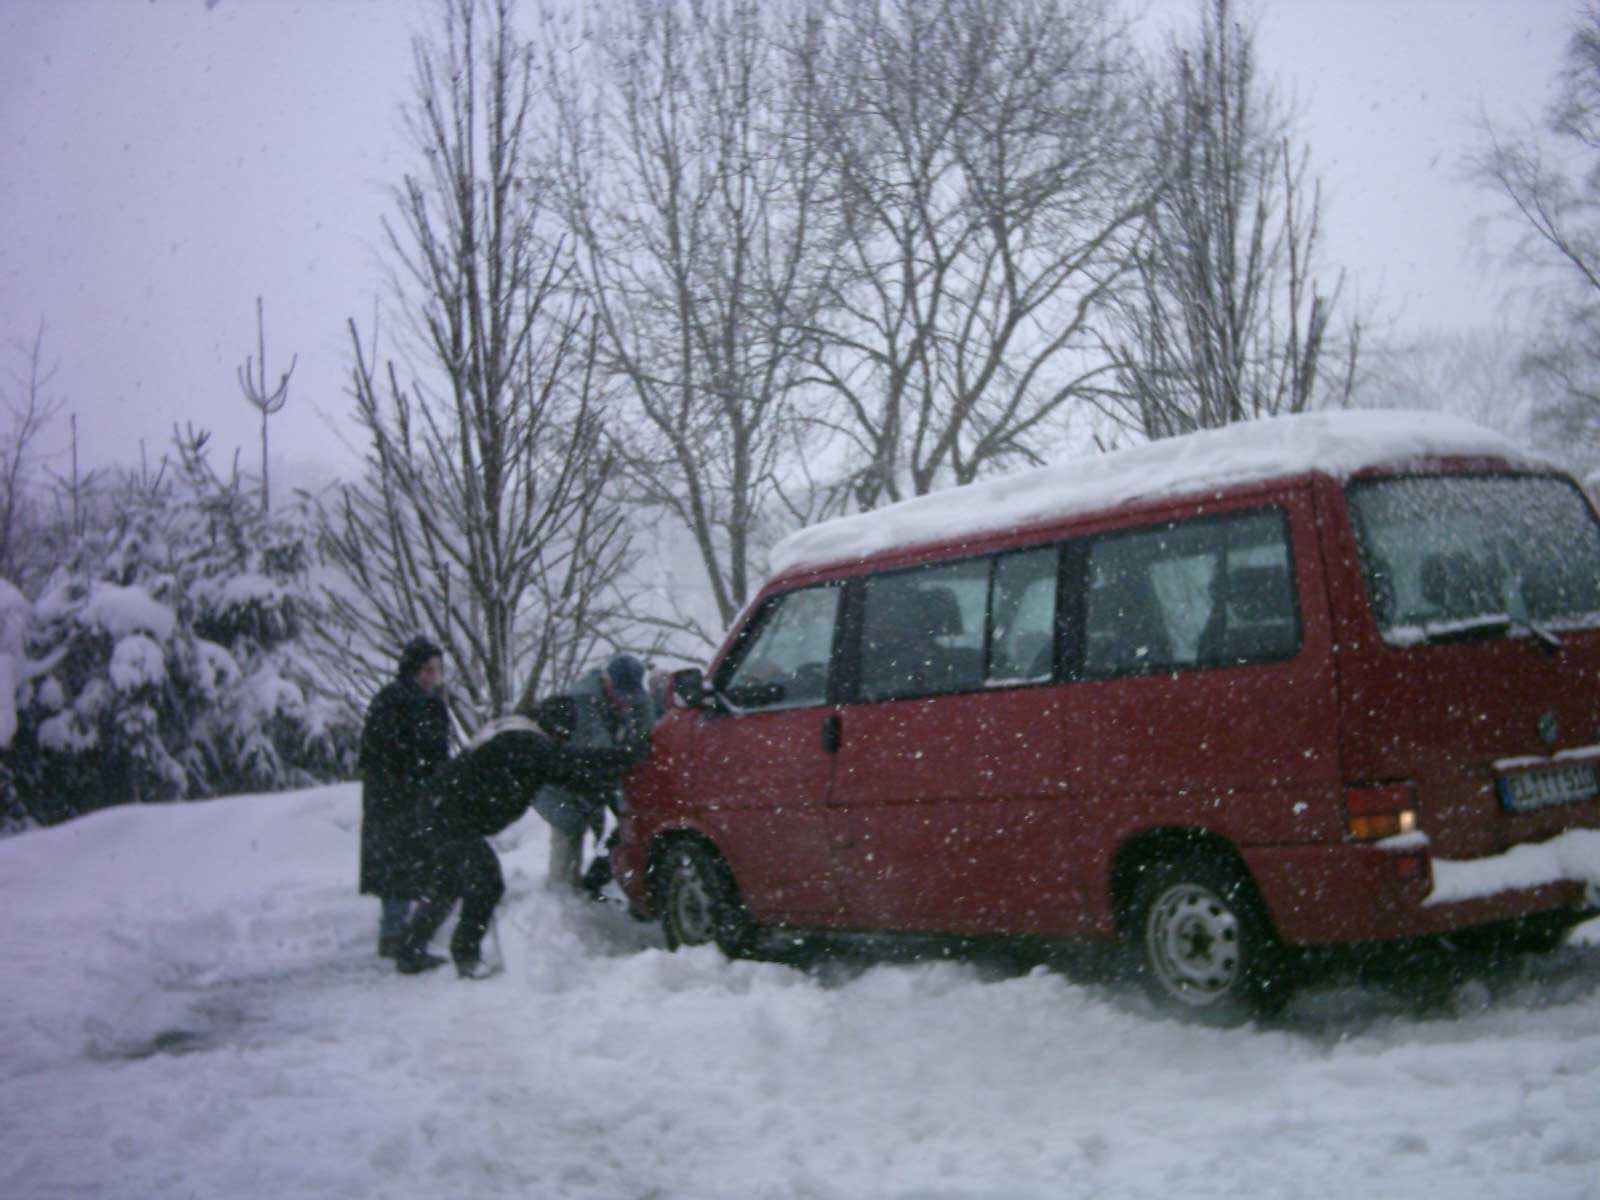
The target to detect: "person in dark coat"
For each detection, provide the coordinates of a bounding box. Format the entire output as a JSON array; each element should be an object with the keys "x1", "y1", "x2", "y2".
[
  {"x1": 359, "y1": 636, "x2": 450, "y2": 958},
  {"x1": 394, "y1": 696, "x2": 648, "y2": 979}
]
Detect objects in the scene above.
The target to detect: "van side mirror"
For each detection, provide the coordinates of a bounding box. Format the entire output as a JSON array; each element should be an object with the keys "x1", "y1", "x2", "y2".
[{"x1": 670, "y1": 667, "x2": 707, "y2": 708}]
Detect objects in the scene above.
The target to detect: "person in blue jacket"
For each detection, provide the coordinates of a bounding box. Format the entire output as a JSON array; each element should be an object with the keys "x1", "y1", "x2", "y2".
[{"x1": 532, "y1": 654, "x2": 655, "y2": 895}]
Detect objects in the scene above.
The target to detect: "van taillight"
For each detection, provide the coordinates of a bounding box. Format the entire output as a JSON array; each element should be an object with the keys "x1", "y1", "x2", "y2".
[{"x1": 1344, "y1": 783, "x2": 1419, "y2": 842}]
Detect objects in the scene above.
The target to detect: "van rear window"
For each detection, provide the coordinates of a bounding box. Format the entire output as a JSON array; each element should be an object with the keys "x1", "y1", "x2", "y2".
[{"x1": 1347, "y1": 475, "x2": 1600, "y2": 641}]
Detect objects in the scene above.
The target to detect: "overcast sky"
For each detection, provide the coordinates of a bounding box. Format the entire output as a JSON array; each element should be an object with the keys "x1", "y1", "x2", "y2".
[{"x1": 0, "y1": 0, "x2": 1583, "y2": 485}]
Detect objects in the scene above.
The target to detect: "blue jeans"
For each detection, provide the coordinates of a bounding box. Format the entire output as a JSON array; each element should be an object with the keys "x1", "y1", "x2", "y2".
[{"x1": 379, "y1": 897, "x2": 411, "y2": 940}]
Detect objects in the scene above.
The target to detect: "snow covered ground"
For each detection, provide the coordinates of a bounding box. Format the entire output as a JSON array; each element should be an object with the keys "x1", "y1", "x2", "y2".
[{"x1": 3, "y1": 786, "x2": 1599, "y2": 1200}]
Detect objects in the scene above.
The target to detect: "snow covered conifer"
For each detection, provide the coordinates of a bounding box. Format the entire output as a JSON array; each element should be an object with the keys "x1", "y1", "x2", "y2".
[{"x1": 3, "y1": 428, "x2": 359, "y2": 826}]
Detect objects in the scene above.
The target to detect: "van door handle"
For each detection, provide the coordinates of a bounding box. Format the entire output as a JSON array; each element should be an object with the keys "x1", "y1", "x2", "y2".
[{"x1": 820, "y1": 713, "x2": 842, "y2": 754}]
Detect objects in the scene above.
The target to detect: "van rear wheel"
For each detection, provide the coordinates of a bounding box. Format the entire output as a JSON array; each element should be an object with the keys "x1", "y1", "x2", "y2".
[
  {"x1": 1129, "y1": 854, "x2": 1287, "y2": 1024},
  {"x1": 659, "y1": 842, "x2": 755, "y2": 959}
]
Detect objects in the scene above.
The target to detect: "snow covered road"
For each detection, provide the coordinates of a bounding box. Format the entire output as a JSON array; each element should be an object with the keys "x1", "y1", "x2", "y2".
[{"x1": 2, "y1": 785, "x2": 1598, "y2": 1200}]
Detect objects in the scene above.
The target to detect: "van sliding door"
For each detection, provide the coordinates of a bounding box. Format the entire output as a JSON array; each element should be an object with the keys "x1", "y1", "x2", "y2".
[{"x1": 825, "y1": 548, "x2": 1075, "y2": 935}]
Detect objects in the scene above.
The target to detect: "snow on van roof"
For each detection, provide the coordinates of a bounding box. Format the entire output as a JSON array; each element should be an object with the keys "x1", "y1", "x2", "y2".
[{"x1": 769, "y1": 409, "x2": 1545, "y2": 577}]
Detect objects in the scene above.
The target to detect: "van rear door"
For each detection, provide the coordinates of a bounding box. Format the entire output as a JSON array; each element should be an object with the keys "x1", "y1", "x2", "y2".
[{"x1": 1328, "y1": 471, "x2": 1600, "y2": 858}]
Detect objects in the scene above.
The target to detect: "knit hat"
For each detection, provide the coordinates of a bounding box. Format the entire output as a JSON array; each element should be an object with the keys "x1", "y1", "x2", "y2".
[
  {"x1": 605, "y1": 653, "x2": 646, "y2": 694},
  {"x1": 397, "y1": 636, "x2": 443, "y2": 680}
]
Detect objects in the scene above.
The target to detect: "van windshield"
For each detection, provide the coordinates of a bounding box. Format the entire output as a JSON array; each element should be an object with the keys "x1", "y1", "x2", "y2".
[{"x1": 1346, "y1": 474, "x2": 1600, "y2": 643}]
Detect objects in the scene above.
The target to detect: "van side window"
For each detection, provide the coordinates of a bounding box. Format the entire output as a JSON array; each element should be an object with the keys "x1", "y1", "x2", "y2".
[
  {"x1": 859, "y1": 559, "x2": 988, "y2": 701},
  {"x1": 719, "y1": 585, "x2": 841, "y2": 710},
  {"x1": 987, "y1": 547, "x2": 1059, "y2": 683},
  {"x1": 1082, "y1": 509, "x2": 1297, "y2": 677}
]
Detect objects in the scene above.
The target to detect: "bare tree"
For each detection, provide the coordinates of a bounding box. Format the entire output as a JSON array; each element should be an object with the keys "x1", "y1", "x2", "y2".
[
  {"x1": 795, "y1": 0, "x2": 1155, "y2": 508},
  {"x1": 547, "y1": 0, "x2": 837, "y2": 638},
  {"x1": 1468, "y1": 3, "x2": 1600, "y2": 465},
  {"x1": 46, "y1": 415, "x2": 100, "y2": 544},
  {"x1": 237, "y1": 295, "x2": 297, "y2": 513},
  {"x1": 317, "y1": 0, "x2": 634, "y2": 723},
  {"x1": 1356, "y1": 324, "x2": 1543, "y2": 444},
  {"x1": 0, "y1": 321, "x2": 64, "y2": 581},
  {"x1": 1105, "y1": 0, "x2": 1356, "y2": 441}
]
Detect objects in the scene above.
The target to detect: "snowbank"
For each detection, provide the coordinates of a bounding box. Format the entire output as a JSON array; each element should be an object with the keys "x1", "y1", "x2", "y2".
[
  {"x1": 1428, "y1": 828, "x2": 1600, "y2": 906},
  {"x1": 2, "y1": 787, "x2": 1598, "y2": 1200}
]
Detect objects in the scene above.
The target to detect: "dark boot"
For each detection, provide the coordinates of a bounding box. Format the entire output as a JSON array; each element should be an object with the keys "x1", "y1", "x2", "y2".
[
  {"x1": 580, "y1": 853, "x2": 613, "y2": 900},
  {"x1": 396, "y1": 949, "x2": 448, "y2": 975},
  {"x1": 394, "y1": 904, "x2": 451, "y2": 975},
  {"x1": 396, "y1": 853, "x2": 460, "y2": 975},
  {"x1": 378, "y1": 934, "x2": 402, "y2": 959}
]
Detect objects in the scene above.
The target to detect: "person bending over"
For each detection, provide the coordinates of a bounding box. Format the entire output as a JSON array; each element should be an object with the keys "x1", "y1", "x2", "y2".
[{"x1": 394, "y1": 697, "x2": 648, "y2": 979}]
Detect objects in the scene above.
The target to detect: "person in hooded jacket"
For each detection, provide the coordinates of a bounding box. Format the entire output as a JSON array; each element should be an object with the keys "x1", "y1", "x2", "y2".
[
  {"x1": 358, "y1": 636, "x2": 450, "y2": 958},
  {"x1": 394, "y1": 694, "x2": 649, "y2": 979},
  {"x1": 532, "y1": 653, "x2": 655, "y2": 894}
]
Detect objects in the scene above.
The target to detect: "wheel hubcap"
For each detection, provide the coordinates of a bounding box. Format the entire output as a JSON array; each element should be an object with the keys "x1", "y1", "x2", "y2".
[
  {"x1": 1147, "y1": 882, "x2": 1241, "y2": 1005},
  {"x1": 669, "y1": 859, "x2": 714, "y2": 944}
]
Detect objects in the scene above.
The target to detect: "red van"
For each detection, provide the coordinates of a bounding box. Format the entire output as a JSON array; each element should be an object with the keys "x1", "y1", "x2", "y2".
[{"x1": 613, "y1": 411, "x2": 1600, "y2": 1019}]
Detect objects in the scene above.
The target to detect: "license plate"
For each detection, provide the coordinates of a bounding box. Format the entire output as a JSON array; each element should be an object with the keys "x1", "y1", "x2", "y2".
[{"x1": 1497, "y1": 763, "x2": 1599, "y2": 812}]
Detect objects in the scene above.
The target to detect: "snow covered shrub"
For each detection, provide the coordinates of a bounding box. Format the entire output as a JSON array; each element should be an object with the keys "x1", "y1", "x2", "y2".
[
  {"x1": 9, "y1": 577, "x2": 188, "y2": 820},
  {"x1": 182, "y1": 645, "x2": 358, "y2": 797},
  {"x1": 0, "y1": 579, "x2": 30, "y2": 834},
  {"x1": 2, "y1": 431, "x2": 361, "y2": 826},
  {"x1": 190, "y1": 572, "x2": 299, "y2": 648},
  {"x1": 9, "y1": 573, "x2": 357, "y2": 822},
  {"x1": 0, "y1": 763, "x2": 22, "y2": 836}
]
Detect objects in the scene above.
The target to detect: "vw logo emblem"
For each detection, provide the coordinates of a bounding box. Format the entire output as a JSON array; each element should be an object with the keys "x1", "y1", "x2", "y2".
[{"x1": 1536, "y1": 711, "x2": 1560, "y2": 747}]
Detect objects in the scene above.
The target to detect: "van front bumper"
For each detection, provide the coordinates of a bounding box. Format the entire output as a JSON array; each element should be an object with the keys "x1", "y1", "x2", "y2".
[{"x1": 611, "y1": 828, "x2": 655, "y2": 919}]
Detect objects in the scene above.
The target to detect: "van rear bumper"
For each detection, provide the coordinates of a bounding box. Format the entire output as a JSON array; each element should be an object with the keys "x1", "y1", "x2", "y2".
[{"x1": 1243, "y1": 842, "x2": 1598, "y2": 947}]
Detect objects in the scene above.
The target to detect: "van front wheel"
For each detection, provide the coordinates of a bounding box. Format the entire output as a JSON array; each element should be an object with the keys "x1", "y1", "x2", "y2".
[
  {"x1": 659, "y1": 842, "x2": 755, "y2": 958},
  {"x1": 1129, "y1": 855, "x2": 1287, "y2": 1023}
]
